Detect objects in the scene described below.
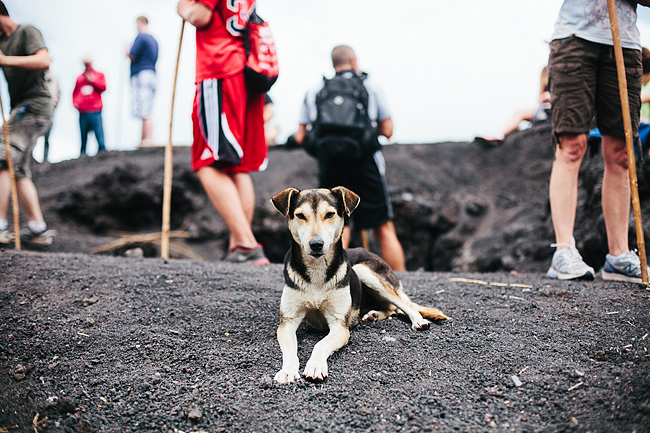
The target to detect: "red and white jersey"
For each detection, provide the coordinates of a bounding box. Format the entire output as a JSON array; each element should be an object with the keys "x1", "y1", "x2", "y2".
[{"x1": 195, "y1": 0, "x2": 256, "y2": 82}]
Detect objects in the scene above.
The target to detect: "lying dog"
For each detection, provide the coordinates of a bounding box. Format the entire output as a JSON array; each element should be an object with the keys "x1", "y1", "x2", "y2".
[{"x1": 270, "y1": 186, "x2": 448, "y2": 384}]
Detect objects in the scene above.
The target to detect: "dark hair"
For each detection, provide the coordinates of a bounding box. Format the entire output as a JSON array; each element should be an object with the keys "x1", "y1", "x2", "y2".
[
  {"x1": 0, "y1": 2, "x2": 9, "y2": 17},
  {"x1": 643, "y1": 47, "x2": 650, "y2": 75}
]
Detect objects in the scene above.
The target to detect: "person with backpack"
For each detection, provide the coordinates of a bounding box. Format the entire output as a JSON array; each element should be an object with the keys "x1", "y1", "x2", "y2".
[
  {"x1": 177, "y1": 0, "x2": 269, "y2": 264},
  {"x1": 290, "y1": 45, "x2": 405, "y2": 271}
]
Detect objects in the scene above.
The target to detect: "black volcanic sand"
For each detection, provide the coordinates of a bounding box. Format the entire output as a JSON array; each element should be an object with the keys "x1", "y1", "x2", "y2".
[{"x1": 1, "y1": 250, "x2": 649, "y2": 432}]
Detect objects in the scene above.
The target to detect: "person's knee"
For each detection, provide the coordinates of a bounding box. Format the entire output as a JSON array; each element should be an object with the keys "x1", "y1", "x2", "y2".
[
  {"x1": 556, "y1": 134, "x2": 587, "y2": 165},
  {"x1": 602, "y1": 136, "x2": 629, "y2": 170}
]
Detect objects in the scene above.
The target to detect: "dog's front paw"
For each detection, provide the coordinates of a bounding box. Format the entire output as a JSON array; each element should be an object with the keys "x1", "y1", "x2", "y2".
[
  {"x1": 412, "y1": 318, "x2": 431, "y2": 331},
  {"x1": 274, "y1": 368, "x2": 301, "y2": 384},
  {"x1": 303, "y1": 358, "x2": 328, "y2": 382}
]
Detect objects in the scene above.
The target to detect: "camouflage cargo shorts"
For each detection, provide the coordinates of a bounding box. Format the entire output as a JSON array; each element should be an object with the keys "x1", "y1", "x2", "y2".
[{"x1": 0, "y1": 106, "x2": 52, "y2": 179}]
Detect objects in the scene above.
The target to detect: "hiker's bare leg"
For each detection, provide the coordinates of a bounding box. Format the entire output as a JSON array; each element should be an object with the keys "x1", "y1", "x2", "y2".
[
  {"x1": 601, "y1": 135, "x2": 630, "y2": 256},
  {"x1": 549, "y1": 133, "x2": 587, "y2": 250},
  {"x1": 0, "y1": 170, "x2": 9, "y2": 221},
  {"x1": 232, "y1": 172, "x2": 255, "y2": 225},
  {"x1": 141, "y1": 118, "x2": 153, "y2": 145},
  {"x1": 373, "y1": 220, "x2": 406, "y2": 271},
  {"x1": 196, "y1": 166, "x2": 258, "y2": 250},
  {"x1": 16, "y1": 178, "x2": 45, "y2": 223}
]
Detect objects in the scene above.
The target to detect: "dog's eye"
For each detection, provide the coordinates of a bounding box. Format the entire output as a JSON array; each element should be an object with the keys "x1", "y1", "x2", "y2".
[
  {"x1": 324, "y1": 212, "x2": 335, "y2": 219},
  {"x1": 295, "y1": 213, "x2": 307, "y2": 221}
]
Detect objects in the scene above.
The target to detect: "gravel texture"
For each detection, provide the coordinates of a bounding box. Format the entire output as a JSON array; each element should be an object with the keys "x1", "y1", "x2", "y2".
[{"x1": 1, "y1": 250, "x2": 649, "y2": 432}]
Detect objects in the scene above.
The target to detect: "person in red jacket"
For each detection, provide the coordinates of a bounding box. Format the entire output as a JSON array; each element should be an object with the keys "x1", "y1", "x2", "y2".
[
  {"x1": 176, "y1": 0, "x2": 269, "y2": 264},
  {"x1": 72, "y1": 55, "x2": 106, "y2": 156}
]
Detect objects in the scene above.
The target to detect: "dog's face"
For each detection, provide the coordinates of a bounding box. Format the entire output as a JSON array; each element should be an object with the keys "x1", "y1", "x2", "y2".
[{"x1": 271, "y1": 187, "x2": 360, "y2": 258}]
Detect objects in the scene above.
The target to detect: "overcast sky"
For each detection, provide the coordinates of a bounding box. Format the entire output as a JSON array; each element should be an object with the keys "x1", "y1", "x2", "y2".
[{"x1": 5, "y1": 1, "x2": 650, "y2": 163}]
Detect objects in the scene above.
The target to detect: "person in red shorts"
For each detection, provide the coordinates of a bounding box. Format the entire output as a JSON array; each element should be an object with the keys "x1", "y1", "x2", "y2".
[{"x1": 177, "y1": 0, "x2": 269, "y2": 264}]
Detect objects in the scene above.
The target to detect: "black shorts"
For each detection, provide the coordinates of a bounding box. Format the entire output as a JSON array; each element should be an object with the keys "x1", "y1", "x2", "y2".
[
  {"x1": 548, "y1": 35, "x2": 642, "y2": 139},
  {"x1": 319, "y1": 151, "x2": 394, "y2": 230}
]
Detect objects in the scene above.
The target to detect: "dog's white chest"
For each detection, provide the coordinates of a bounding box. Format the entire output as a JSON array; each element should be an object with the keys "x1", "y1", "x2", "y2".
[{"x1": 280, "y1": 284, "x2": 352, "y2": 328}]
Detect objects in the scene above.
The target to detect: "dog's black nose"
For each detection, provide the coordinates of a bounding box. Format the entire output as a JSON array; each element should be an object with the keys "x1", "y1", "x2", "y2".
[{"x1": 309, "y1": 238, "x2": 324, "y2": 253}]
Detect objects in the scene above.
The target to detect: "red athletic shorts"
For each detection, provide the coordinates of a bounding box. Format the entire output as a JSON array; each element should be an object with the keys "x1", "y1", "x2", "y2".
[{"x1": 191, "y1": 73, "x2": 267, "y2": 174}]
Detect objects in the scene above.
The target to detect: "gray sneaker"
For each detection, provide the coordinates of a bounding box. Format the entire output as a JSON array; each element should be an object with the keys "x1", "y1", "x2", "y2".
[
  {"x1": 20, "y1": 226, "x2": 55, "y2": 247},
  {"x1": 224, "y1": 244, "x2": 270, "y2": 265},
  {"x1": 547, "y1": 246, "x2": 595, "y2": 280},
  {"x1": 601, "y1": 251, "x2": 649, "y2": 284}
]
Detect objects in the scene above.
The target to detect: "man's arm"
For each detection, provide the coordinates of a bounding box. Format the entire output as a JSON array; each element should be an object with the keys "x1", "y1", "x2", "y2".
[
  {"x1": 378, "y1": 118, "x2": 393, "y2": 139},
  {"x1": 178, "y1": 0, "x2": 213, "y2": 28},
  {"x1": 293, "y1": 124, "x2": 308, "y2": 145},
  {"x1": 89, "y1": 72, "x2": 107, "y2": 93},
  {"x1": 0, "y1": 48, "x2": 49, "y2": 70}
]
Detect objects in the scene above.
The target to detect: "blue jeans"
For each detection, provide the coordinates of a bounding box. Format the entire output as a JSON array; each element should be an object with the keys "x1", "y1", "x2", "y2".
[{"x1": 79, "y1": 111, "x2": 106, "y2": 155}]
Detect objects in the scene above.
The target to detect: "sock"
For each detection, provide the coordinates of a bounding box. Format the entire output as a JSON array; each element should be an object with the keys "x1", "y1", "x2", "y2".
[
  {"x1": 27, "y1": 220, "x2": 47, "y2": 234},
  {"x1": 0, "y1": 219, "x2": 7, "y2": 231},
  {"x1": 608, "y1": 251, "x2": 632, "y2": 261}
]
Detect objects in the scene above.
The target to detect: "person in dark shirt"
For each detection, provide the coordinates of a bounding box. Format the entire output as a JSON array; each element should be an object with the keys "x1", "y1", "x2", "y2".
[{"x1": 126, "y1": 16, "x2": 158, "y2": 147}]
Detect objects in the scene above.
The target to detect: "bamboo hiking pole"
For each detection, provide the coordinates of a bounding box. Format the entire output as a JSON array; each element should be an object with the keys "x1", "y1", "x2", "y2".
[
  {"x1": 607, "y1": 0, "x2": 649, "y2": 286},
  {"x1": 161, "y1": 19, "x2": 185, "y2": 259},
  {"x1": 0, "y1": 92, "x2": 20, "y2": 250}
]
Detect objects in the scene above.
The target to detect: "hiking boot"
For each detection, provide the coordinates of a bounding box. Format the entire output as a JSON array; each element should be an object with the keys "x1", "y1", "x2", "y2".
[
  {"x1": 601, "y1": 251, "x2": 650, "y2": 284},
  {"x1": 224, "y1": 244, "x2": 270, "y2": 265},
  {"x1": 0, "y1": 228, "x2": 12, "y2": 244},
  {"x1": 547, "y1": 246, "x2": 595, "y2": 280},
  {"x1": 20, "y1": 226, "x2": 55, "y2": 247}
]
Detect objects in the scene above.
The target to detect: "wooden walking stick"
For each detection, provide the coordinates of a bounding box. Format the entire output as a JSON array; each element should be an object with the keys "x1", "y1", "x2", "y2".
[
  {"x1": 607, "y1": 0, "x2": 649, "y2": 286},
  {"x1": 0, "y1": 92, "x2": 20, "y2": 250},
  {"x1": 161, "y1": 19, "x2": 185, "y2": 259}
]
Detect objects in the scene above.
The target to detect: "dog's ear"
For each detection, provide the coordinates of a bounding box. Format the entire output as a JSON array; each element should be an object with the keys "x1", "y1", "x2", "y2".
[
  {"x1": 331, "y1": 186, "x2": 360, "y2": 217},
  {"x1": 271, "y1": 188, "x2": 300, "y2": 217}
]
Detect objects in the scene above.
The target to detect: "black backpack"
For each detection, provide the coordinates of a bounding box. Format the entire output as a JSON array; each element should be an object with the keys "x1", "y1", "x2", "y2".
[{"x1": 304, "y1": 72, "x2": 380, "y2": 162}]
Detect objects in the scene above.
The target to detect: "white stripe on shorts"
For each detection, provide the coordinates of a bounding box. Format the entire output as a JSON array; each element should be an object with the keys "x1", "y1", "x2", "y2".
[{"x1": 201, "y1": 79, "x2": 243, "y2": 160}]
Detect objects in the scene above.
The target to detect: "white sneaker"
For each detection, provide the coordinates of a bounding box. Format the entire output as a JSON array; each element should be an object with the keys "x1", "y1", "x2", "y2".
[
  {"x1": 601, "y1": 251, "x2": 649, "y2": 284},
  {"x1": 0, "y1": 228, "x2": 12, "y2": 244},
  {"x1": 547, "y1": 246, "x2": 595, "y2": 280}
]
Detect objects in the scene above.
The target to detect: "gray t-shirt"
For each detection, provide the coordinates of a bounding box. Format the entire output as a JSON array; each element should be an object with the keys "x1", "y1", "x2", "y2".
[
  {"x1": 0, "y1": 24, "x2": 53, "y2": 116},
  {"x1": 552, "y1": 0, "x2": 641, "y2": 50}
]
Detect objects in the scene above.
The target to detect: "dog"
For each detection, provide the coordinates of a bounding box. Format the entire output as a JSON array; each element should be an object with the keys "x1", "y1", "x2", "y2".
[{"x1": 270, "y1": 186, "x2": 448, "y2": 384}]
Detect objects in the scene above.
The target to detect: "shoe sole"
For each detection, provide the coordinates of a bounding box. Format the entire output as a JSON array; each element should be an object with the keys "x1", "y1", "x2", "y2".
[
  {"x1": 547, "y1": 269, "x2": 595, "y2": 281},
  {"x1": 23, "y1": 240, "x2": 53, "y2": 250},
  {"x1": 251, "y1": 258, "x2": 270, "y2": 265},
  {"x1": 21, "y1": 230, "x2": 56, "y2": 248},
  {"x1": 225, "y1": 256, "x2": 270, "y2": 265},
  {"x1": 601, "y1": 269, "x2": 642, "y2": 284}
]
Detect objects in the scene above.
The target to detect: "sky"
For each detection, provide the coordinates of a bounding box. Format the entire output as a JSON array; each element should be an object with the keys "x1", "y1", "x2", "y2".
[{"x1": 5, "y1": 1, "x2": 650, "y2": 163}]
